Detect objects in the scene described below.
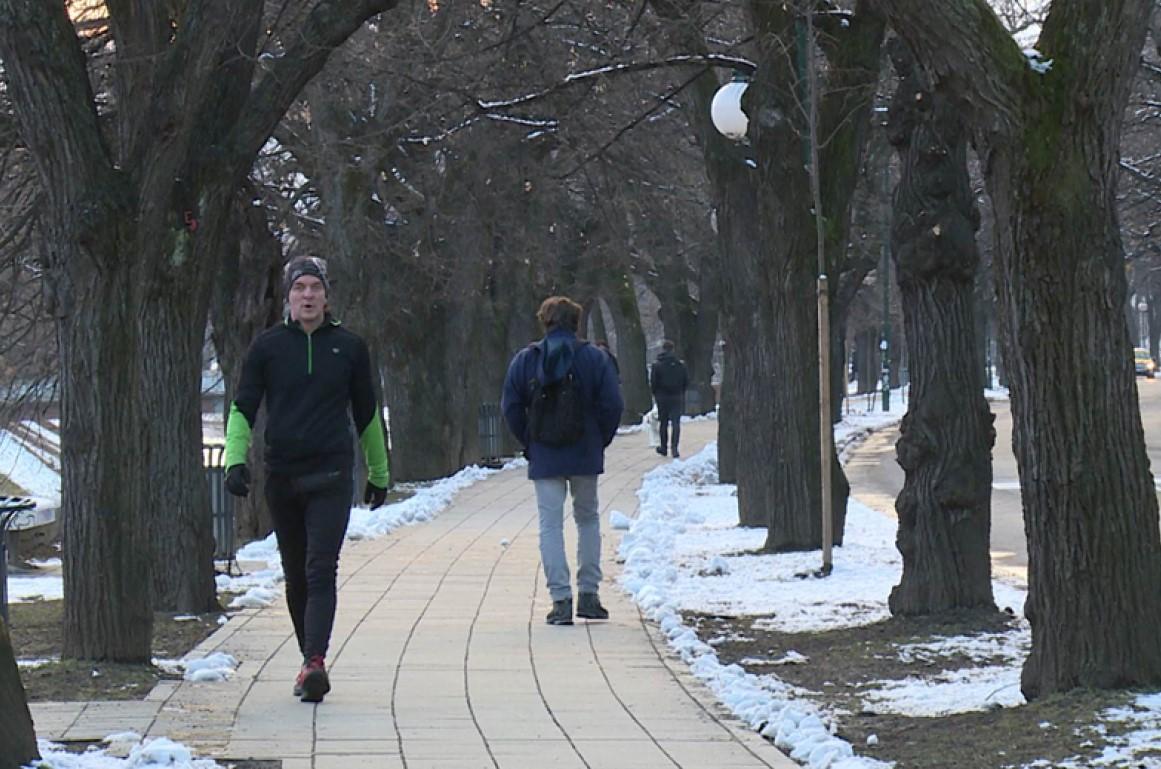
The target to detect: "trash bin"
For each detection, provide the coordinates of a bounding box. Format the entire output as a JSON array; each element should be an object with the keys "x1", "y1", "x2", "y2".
[
  {"x1": 202, "y1": 444, "x2": 236, "y2": 563},
  {"x1": 1, "y1": 495, "x2": 37, "y2": 624},
  {"x1": 478, "y1": 402, "x2": 505, "y2": 469},
  {"x1": 684, "y1": 388, "x2": 702, "y2": 417}
]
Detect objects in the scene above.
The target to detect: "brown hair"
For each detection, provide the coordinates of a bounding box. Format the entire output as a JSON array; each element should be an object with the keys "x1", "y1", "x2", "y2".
[{"x1": 537, "y1": 296, "x2": 582, "y2": 332}]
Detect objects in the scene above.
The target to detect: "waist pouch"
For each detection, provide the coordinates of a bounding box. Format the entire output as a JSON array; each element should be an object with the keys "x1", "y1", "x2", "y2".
[{"x1": 291, "y1": 469, "x2": 347, "y2": 496}]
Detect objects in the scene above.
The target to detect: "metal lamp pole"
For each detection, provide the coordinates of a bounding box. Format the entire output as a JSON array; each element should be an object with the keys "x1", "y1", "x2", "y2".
[{"x1": 802, "y1": 10, "x2": 832, "y2": 576}]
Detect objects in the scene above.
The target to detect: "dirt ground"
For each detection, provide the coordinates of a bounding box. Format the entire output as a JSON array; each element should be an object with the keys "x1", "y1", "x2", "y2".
[
  {"x1": 9, "y1": 599, "x2": 224, "y2": 702},
  {"x1": 691, "y1": 611, "x2": 1159, "y2": 769}
]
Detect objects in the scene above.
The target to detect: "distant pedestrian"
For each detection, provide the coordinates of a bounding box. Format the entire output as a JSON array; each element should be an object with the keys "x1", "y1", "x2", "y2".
[
  {"x1": 650, "y1": 340, "x2": 688, "y2": 459},
  {"x1": 594, "y1": 339, "x2": 620, "y2": 378},
  {"x1": 502, "y1": 296, "x2": 624, "y2": 625},
  {"x1": 224, "y1": 256, "x2": 390, "y2": 704}
]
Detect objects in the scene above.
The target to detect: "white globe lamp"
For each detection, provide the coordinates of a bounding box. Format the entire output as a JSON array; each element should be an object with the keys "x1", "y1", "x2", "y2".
[{"x1": 711, "y1": 77, "x2": 750, "y2": 141}]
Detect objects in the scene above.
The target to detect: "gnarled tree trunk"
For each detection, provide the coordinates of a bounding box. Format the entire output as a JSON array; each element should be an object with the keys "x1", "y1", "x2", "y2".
[{"x1": 885, "y1": 39, "x2": 996, "y2": 616}]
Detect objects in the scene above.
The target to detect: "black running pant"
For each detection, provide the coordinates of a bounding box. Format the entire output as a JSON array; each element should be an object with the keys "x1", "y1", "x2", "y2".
[
  {"x1": 265, "y1": 471, "x2": 353, "y2": 660},
  {"x1": 655, "y1": 394, "x2": 683, "y2": 454}
]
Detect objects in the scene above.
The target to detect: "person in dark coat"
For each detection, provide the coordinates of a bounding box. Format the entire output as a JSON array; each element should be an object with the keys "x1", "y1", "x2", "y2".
[
  {"x1": 650, "y1": 340, "x2": 689, "y2": 459},
  {"x1": 502, "y1": 296, "x2": 624, "y2": 625},
  {"x1": 224, "y1": 256, "x2": 390, "y2": 704}
]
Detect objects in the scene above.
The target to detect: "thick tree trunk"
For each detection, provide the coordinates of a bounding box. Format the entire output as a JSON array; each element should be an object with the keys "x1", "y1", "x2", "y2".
[
  {"x1": 589, "y1": 298, "x2": 609, "y2": 341},
  {"x1": 0, "y1": 617, "x2": 37, "y2": 768},
  {"x1": 142, "y1": 222, "x2": 220, "y2": 611},
  {"x1": 717, "y1": 340, "x2": 739, "y2": 485},
  {"x1": 993, "y1": 154, "x2": 1161, "y2": 696},
  {"x1": 382, "y1": 327, "x2": 469, "y2": 481},
  {"x1": 886, "y1": 40, "x2": 996, "y2": 615},
  {"x1": 59, "y1": 251, "x2": 153, "y2": 661},
  {"x1": 605, "y1": 275, "x2": 652, "y2": 423},
  {"x1": 853, "y1": 329, "x2": 873, "y2": 395}
]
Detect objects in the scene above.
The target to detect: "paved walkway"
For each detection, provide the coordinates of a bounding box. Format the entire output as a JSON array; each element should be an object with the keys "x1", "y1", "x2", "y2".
[{"x1": 31, "y1": 420, "x2": 795, "y2": 769}]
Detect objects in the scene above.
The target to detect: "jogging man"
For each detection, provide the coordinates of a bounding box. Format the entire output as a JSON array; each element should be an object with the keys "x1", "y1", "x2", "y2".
[{"x1": 224, "y1": 256, "x2": 390, "y2": 703}]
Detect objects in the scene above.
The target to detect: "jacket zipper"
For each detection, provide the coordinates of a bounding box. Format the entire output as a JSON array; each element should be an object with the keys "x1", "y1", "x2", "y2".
[{"x1": 307, "y1": 334, "x2": 313, "y2": 375}]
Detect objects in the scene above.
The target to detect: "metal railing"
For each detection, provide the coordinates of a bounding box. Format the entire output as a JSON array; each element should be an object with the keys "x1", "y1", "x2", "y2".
[
  {"x1": 202, "y1": 445, "x2": 236, "y2": 563},
  {"x1": 1, "y1": 496, "x2": 36, "y2": 624},
  {"x1": 478, "y1": 403, "x2": 507, "y2": 468}
]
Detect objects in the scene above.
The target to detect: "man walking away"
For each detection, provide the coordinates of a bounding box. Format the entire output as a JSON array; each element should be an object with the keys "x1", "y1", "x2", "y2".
[
  {"x1": 502, "y1": 296, "x2": 624, "y2": 626},
  {"x1": 650, "y1": 340, "x2": 688, "y2": 459},
  {"x1": 224, "y1": 256, "x2": 390, "y2": 704}
]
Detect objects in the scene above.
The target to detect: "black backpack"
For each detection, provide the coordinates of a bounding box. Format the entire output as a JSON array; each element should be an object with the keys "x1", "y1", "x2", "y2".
[
  {"x1": 527, "y1": 342, "x2": 587, "y2": 446},
  {"x1": 655, "y1": 358, "x2": 686, "y2": 393}
]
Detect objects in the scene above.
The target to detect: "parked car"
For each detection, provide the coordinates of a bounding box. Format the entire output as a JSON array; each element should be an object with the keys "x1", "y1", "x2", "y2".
[{"x1": 1134, "y1": 347, "x2": 1156, "y2": 379}]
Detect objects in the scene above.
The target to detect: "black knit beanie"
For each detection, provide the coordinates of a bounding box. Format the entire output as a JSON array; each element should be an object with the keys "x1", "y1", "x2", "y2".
[{"x1": 284, "y1": 257, "x2": 331, "y2": 297}]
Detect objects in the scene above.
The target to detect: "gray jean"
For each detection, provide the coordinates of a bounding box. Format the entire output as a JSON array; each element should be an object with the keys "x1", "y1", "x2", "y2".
[{"x1": 533, "y1": 476, "x2": 602, "y2": 601}]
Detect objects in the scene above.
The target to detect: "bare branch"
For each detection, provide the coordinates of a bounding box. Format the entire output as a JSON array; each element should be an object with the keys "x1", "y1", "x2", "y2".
[
  {"x1": 229, "y1": 0, "x2": 401, "y2": 178},
  {"x1": 0, "y1": 1, "x2": 113, "y2": 201}
]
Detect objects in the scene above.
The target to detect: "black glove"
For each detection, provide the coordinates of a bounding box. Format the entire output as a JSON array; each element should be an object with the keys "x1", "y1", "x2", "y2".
[
  {"x1": 225, "y1": 464, "x2": 251, "y2": 498},
  {"x1": 364, "y1": 481, "x2": 387, "y2": 510}
]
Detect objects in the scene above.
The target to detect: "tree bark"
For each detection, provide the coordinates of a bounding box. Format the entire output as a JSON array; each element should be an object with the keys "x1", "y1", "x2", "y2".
[
  {"x1": 717, "y1": 340, "x2": 739, "y2": 485},
  {"x1": 878, "y1": 0, "x2": 1161, "y2": 698},
  {"x1": 605, "y1": 276, "x2": 653, "y2": 424},
  {"x1": 0, "y1": 616, "x2": 37, "y2": 769},
  {"x1": 885, "y1": 39, "x2": 996, "y2": 615}
]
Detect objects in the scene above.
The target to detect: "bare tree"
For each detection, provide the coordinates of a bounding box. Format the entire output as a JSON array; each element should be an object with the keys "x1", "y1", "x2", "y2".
[{"x1": 0, "y1": 0, "x2": 400, "y2": 660}]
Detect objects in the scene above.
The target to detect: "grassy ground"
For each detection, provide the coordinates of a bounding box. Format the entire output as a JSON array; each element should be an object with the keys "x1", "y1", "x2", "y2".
[
  {"x1": 10, "y1": 600, "x2": 224, "y2": 702},
  {"x1": 693, "y1": 611, "x2": 1159, "y2": 769}
]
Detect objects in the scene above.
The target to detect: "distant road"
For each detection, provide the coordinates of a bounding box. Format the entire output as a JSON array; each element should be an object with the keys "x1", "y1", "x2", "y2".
[{"x1": 844, "y1": 377, "x2": 1161, "y2": 581}]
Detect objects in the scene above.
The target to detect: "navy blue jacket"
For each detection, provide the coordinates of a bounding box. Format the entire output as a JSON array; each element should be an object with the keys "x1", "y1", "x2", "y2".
[{"x1": 502, "y1": 329, "x2": 624, "y2": 480}]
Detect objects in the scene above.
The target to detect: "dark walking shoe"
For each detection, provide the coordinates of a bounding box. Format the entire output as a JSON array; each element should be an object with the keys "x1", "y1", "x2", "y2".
[
  {"x1": 672, "y1": 450, "x2": 680, "y2": 459},
  {"x1": 299, "y1": 655, "x2": 331, "y2": 703},
  {"x1": 655, "y1": 446, "x2": 667, "y2": 456},
  {"x1": 577, "y1": 593, "x2": 609, "y2": 620},
  {"x1": 546, "y1": 598, "x2": 573, "y2": 625}
]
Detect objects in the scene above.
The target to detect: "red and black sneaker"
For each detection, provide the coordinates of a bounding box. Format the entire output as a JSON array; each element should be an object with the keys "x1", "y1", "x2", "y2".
[
  {"x1": 293, "y1": 665, "x2": 306, "y2": 698},
  {"x1": 299, "y1": 656, "x2": 331, "y2": 703}
]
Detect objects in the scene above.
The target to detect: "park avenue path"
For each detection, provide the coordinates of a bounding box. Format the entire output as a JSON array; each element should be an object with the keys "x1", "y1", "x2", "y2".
[
  {"x1": 30, "y1": 419, "x2": 796, "y2": 769},
  {"x1": 845, "y1": 377, "x2": 1161, "y2": 581}
]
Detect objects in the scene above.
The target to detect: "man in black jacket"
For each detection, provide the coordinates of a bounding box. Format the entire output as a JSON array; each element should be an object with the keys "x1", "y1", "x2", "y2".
[
  {"x1": 650, "y1": 340, "x2": 689, "y2": 459},
  {"x1": 223, "y1": 256, "x2": 390, "y2": 704}
]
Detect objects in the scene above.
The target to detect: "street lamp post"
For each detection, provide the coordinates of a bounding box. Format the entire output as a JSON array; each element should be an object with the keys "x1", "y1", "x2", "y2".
[{"x1": 711, "y1": 52, "x2": 834, "y2": 576}]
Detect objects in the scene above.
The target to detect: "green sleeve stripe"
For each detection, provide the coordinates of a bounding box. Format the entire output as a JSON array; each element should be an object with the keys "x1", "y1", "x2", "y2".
[
  {"x1": 360, "y1": 414, "x2": 390, "y2": 487},
  {"x1": 224, "y1": 402, "x2": 253, "y2": 469}
]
